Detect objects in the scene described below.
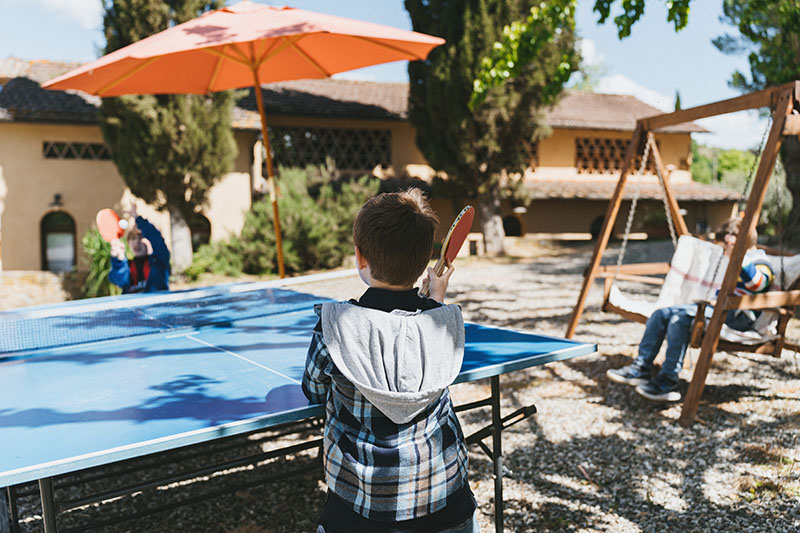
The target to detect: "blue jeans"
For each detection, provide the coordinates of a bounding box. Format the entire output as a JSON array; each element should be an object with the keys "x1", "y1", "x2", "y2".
[
  {"x1": 632, "y1": 304, "x2": 756, "y2": 387},
  {"x1": 632, "y1": 304, "x2": 704, "y2": 387}
]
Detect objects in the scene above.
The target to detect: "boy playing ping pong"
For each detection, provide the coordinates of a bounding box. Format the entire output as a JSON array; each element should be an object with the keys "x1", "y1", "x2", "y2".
[
  {"x1": 109, "y1": 205, "x2": 170, "y2": 294},
  {"x1": 302, "y1": 189, "x2": 479, "y2": 532}
]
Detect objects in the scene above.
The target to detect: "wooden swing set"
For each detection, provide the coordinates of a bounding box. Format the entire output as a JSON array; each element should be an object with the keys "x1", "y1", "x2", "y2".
[{"x1": 564, "y1": 81, "x2": 800, "y2": 426}]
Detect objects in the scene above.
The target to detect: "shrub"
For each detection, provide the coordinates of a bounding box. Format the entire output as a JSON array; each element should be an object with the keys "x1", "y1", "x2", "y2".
[
  {"x1": 188, "y1": 163, "x2": 380, "y2": 278},
  {"x1": 81, "y1": 228, "x2": 122, "y2": 298}
]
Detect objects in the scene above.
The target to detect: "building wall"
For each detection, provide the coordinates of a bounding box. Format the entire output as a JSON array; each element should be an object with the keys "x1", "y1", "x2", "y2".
[
  {"x1": 266, "y1": 116, "x2": 431, "y2": 179},
  {"x1": 0, "y1": 122, "x2": 252, "y2": 271},
  {"x1": 533, "y1": 128, "x2": 692, "y2": 182},
  {"x1": 0, "y1": 114, "x2": 731, "y2": 273}
]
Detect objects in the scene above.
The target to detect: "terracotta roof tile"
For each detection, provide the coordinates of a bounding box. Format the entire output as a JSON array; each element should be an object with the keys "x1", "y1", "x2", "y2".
[
  {"x1": 0, "y1": 57, "x2": 83, "y2": 84},
  {"x1": 546, "y1": 90, "x2": 707, "y2": 133},
  {"x1": 0, "y1": 58, "x2": 706, "y2": 134},
  {"x1": 233, "y1": 79, "x2": 407, "y2": 128},
  {"x1": 0, "y1": 77, "x2": 99, "y2": 123},
  {"x1": 528, "y1": 179, "x2": 741, "y2": 201}
]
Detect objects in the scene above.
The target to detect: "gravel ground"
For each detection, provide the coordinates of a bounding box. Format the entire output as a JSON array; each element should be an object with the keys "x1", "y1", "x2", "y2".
[{"x1": 11, "y1": 240, "x2": 800, "y2": 532}]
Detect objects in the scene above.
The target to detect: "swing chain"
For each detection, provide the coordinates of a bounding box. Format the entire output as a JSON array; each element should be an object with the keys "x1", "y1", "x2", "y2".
[
  {"x1": 655, "y1": 157, "x2": 679, "y2": 249},
  {"x1": 613, "y1": 135, "x2": 653, "y2": 282},
  {"x1": 740, "y1": 116, "x2": 773, "y2": 202}
]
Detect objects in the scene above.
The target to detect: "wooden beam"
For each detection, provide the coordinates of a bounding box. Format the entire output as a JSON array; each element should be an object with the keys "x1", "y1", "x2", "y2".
[
  {"x1": 649, "y1": 132, "x2": 689, "y2": 236},
  {"x1": 725, "y1": 290, "x2": 800, "y2": 310},
  {"x1": 679, "y1": 87, "x2": 794, "y2": 427},
  {"x1": 565, "y1": 126, "x2": 646, "y2": 338},
  {"x1": 605, "y1": 273, "x2": 667, "y2": 285},
  {"x1": 640, "y1": 82, "x2": 795, "y2": 131},
  {"x1": 597, "y1": 262, "x2": 670, "y2": 275}
]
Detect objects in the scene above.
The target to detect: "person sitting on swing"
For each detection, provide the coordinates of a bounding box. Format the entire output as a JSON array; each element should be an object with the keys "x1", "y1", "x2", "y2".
[{"x1": 606, "y1": 216, "x2": 775, "y2": 402}]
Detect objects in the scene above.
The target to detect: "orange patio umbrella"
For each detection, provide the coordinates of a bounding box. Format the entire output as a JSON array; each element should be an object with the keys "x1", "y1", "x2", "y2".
[{"x1": 44, "y1": 0, "x2": 444, "y2": 278}]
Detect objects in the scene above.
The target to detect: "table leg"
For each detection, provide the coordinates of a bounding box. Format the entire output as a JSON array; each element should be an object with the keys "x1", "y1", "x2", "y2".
[
  {"x1": 38, "y1": 478, "x2": 58, "y2": 533},
  {"x1": 491, "y1": 375, "x2": 503, "y2": 533},
  {"x1": 0, "y1": 487, "x2": 10, "y2": 533}
]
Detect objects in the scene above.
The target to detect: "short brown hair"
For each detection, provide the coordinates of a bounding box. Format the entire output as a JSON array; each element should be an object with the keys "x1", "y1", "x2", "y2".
[
  {"x1": 353, "y1": 189, "x2": 439, "y2": 286},
  {"x1": 717, "y1": 215, "x2": 758, "y2": 249}
]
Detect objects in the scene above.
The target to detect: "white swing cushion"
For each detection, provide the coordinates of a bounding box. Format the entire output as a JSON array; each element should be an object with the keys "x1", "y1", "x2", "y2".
[
  {"x1": 609, "y1": 240, "x2": 800, "y2": 346},
  {"x1": 608, "y1": 235, "x2": 727, "y2": 319}
]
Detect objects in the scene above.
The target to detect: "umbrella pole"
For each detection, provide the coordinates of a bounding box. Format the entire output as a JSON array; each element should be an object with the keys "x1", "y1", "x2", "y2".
[{"x1": 252, "y1": 75, "x2": 286, "y2": 279}]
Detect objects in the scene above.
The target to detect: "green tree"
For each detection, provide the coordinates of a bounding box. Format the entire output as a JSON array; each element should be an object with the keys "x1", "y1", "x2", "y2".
[
  {"x1": 472, "y1": 1, "x2": 693, "y2": 107},
  {"x1": 714, "y1": 0, "x2": 800, "y2": 248},
  {"x1": 405, "y1": 0, "x2": 578, "y2": 255},
  {"x1": 99, "y1": 0, "x2": 238, "y2": 272},
  {"x1": 674, "y1": 89, "x2": 682, "y2": 110},
  {"x1": 691, "y1": 141, "x2": 715, "y2": 184}
]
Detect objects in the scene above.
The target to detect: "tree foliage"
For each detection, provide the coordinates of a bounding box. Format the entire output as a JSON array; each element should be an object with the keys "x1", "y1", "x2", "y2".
[
  {"x1": 472, "y1": 0, "x2": 693, "y2": 105},
  {"x1": 714, "y1": 0, "x2": 800, "y2": 248},
  {"x1": 99, "y1": 0, "x2": 238, "y2": 271},
  {"x1": 405, "y1": 0, "x2": 578, "y2": 255},
  {"x1": 593, "y1": 0, "x2": 691, "y2": 38},
  {"x1": 186, "y1": 165, "x2": 380, "y2": 280},
  {"x1": 692, "y1": 141, "x2": 791, "y2": 240}
]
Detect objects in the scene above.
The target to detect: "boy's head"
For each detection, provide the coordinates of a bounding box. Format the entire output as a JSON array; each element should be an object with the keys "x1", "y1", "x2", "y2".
[
  {"x1": 715, "y1": 214, "x2": 758, "y2": 253},
  {"x1": 353, "y1": 189, "x2": 439, "y2": 287},
  {"x1": 126, "y1": 226, "x2": 152, "y2": 258}
]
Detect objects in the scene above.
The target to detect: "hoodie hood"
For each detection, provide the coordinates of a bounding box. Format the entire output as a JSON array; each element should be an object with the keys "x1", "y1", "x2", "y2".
[{"x1": 321, "y1": 302, "x2": 465, "y2": 424}]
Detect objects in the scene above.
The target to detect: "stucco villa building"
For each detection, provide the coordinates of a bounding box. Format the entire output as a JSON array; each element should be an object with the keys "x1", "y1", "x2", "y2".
[{"x1": 0, "y1": 57, "x2": 738, "y2": 276}]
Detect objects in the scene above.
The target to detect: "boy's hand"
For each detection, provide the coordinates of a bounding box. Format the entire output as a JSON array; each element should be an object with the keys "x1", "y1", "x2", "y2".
[
  {"x1": 427, "y1": 262, "x2": 455, "y2": 303},
  {"x1": 110, "y1": 238, "x2": 126, "y2": 260},
  {"x1": 123, "y1": 202, "x2": 138, "y2": 221}
]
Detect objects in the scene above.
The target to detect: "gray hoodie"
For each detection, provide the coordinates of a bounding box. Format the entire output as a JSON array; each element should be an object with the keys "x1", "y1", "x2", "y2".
[{"x1": 321, "y1": 301, "x2": 465, "y2": 424}]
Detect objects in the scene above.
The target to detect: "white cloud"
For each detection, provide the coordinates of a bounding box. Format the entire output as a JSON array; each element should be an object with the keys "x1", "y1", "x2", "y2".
[
  {"x1": 17, "y1": 0, "x2": 103, "y2": 30},
  {"x1": 594, "y1": 74, "x2": 673, "y2": 112},
  {"x1": 578, "y1": 38, "x2": 604, "y2": 68},
  {"x1": 591, "y1": 73, "x2": 767, "y2": 150},
  {"x1": 332, "y1": 72, "x2": 377, "y2": 82},
  {"x1": 694, "y1": 111, "x2": 770, "y2": 151}
]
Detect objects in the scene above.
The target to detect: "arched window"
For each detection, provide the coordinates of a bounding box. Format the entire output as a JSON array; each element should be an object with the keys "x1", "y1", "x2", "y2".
[
  {"x1": 190, "y1": 213, "x2": 211, "y2": 251},
  {"x1": 41, "y1": 211, "x2": 76, "y2": 272}
]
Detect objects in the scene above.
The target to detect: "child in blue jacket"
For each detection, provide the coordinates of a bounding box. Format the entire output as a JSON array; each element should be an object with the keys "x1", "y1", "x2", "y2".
[{"x1": 109, "y1": 207, "x2": 170, "y2": 294}]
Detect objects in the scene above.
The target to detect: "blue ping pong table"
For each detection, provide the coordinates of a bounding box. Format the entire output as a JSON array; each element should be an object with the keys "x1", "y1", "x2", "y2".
[{"x1": 0, "y1": 279, "x2": 596, "y2": 533}]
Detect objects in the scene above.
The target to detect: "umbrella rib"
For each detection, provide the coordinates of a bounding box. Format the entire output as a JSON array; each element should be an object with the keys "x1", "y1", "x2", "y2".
[
  {"x1": 255, "y1": 38, "x2": 281, "y2": 67},
  {"x1": 229, "y1": 42, "x2": 254, "y2": 66},
  {"x1": 255, "y1": 35, "x2": 307, "y2": 68},
  {"x1": 203, "y1": 47, "x2": 252, "y2": 69},
  {"x1": 207, "y1": 48, "x2": 225, "y2": 93},
  {"x1": 97, "y1": 57, "x2": 160, "y2": 96},
  {"x1": 349, "y1": 35, "x2": 427, "y2": 60},
  {"x1": 285, "y1": 38, "x2": 331, "y2": 77}
]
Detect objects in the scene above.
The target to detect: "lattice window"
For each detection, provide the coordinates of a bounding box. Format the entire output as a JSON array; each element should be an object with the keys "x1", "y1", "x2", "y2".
[
  {"x1": 43, "y1": 141, "x2": 111, "y2": 161},
  {"x1": 268, "y1": 126, "x2": 391, "y2": 172},
  {"x1": 575, "y1": 137, "x2": 655, "y2": 174}
]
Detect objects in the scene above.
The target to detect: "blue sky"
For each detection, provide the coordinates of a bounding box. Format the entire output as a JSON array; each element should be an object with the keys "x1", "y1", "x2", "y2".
[{"x1": 0, "y1": 0, "x2": 764, "y2": 149}]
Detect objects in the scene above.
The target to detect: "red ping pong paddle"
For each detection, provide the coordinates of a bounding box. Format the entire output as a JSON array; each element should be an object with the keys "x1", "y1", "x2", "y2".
[
  {"x1": 96, "y1": 208, "x2": 128, "y2": 242},
  {"x1": 420, "y1": 205, "x2": 475, "y2": 297}
]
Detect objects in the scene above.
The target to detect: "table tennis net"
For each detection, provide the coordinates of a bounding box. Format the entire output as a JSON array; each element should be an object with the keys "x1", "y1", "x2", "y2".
[{"x1": 0, "y1": 285, "x2": 322, "y2": 355}]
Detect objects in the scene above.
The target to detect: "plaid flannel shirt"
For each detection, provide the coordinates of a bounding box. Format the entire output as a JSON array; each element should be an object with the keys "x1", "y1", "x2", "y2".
[{"x1": 302, "y1": 304, "x2": 470, "y2": 523}]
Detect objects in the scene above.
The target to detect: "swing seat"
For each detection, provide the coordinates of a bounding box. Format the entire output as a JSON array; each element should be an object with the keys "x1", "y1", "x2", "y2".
[
  {"x1": 691, "y1": 253, "x2": 800, "y2": 355},
  {"x1": 600, "y1": 235, "x2": 800, "y2": 356},
  {"x1": 601, "y1": 235, "x2": 726, "y2": 323}
]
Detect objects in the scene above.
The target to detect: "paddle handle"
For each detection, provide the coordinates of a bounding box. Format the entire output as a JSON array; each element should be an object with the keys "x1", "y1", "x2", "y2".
[{"x1": 419, "y1": 255, "x2": 447, "y2": 298}]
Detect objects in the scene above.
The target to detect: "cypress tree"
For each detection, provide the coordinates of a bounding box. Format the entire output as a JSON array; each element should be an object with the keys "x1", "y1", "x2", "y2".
[
  {"x1": 99, "y1": 0, "x2": 237, "y2": 272},
  {"x1": 405, "y1": 0, "x2": 578, "y2": 255}
]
